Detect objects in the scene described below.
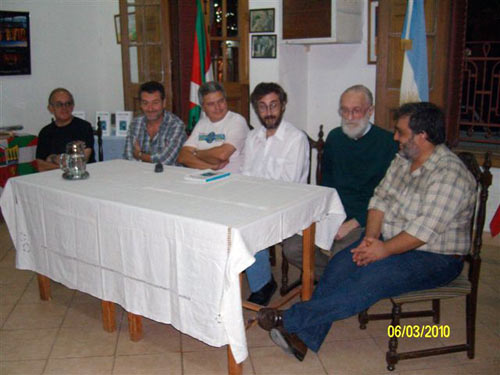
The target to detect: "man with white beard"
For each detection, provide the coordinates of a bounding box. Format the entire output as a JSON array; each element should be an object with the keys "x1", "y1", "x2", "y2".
[{"x1": 283, "y1": 84, "x2": 398, "y2": 278}]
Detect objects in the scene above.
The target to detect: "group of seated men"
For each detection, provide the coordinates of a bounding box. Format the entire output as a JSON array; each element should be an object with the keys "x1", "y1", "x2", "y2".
[{"x1": 35, "y1": 81, "x2": 477, "y2": 362}]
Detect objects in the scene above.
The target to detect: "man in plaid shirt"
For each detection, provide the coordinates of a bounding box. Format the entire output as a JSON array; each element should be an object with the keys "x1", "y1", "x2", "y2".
[
  {"x1": 256, "y1": 102, "x2": 477, "y2": 362},
  {"x1": 123, "y1": 81, "x2": 186, "y2": 165}
]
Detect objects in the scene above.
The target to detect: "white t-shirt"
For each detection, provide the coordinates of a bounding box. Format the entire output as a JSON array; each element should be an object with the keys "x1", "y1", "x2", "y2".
[
  {"x1": 241, "y1": 120, "x2": 310, "y2": 183},
  {"x1": 184, "y1": 111, "x2": 249, "y2": 173}
]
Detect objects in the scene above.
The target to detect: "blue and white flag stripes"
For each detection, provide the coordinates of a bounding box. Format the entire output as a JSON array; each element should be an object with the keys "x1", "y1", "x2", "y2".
[{"x1": 400, "y1": 0, "x2": 429, "y2": 104}]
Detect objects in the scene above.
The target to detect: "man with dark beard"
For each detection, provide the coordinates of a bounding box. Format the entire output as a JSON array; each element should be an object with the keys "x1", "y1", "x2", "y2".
[
  {"x1": 257, "y1": 102, "x2": 476, "y2": 362},
  {"x1": 283, "y1": 85, "x2": 398, "y2": 278},
  {"x1": 240, "y1": 82, "x2": 310, "y2": 306}
]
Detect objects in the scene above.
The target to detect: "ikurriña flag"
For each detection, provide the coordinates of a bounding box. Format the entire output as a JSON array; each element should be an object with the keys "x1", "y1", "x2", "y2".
[
  {"x1": 188, "y1": 0, "x2": 213, "y2": 133},
  {"x1": 400, "y1": 0, "x2": 429, "y2": 104}
]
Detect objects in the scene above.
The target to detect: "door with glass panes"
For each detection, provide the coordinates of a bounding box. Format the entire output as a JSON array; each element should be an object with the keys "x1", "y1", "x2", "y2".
[
  {"x1": 205, "y1": 0, "x2": 249, "y2": 122},
  {"x1": 118, "y1": 0, "x2": 172, "y2": 113}
]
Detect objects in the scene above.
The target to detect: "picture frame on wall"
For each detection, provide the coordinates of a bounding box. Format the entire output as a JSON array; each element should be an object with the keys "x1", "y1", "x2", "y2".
[
  {"x1": 0, "y1": 11, "x2": 31, "y2": 76},
  {"x1": 368, "y1": 0, "x2": 379, "y2": 64},
  {"x1": 251, "y1": 35, "x2": 277, "y2": 59},
  {"x1": 249, "y1": 8, "x2": 275, "y2": 33}
]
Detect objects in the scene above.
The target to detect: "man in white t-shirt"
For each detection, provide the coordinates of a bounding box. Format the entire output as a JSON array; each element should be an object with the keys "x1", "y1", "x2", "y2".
[
  {"x1": 241, "y1": 82, "x2": 310, "y2": 305},
  {"x1": 177, "y1": 82, "x2": 249, "y2": 173}
]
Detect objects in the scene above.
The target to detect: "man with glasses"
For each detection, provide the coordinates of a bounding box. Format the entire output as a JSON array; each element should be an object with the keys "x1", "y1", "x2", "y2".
[
  {"x1": 240, "y1": 82, "x2": 310, "y2": 305},
  {"x1": 177, "y1": 81, "x2": 248, "y2": 172},
  {"x1": 124, "y1": 81, "x2": 186, "y2": 165},
  {"x1": 36, "y1": 88, "x2": 95, "y2": 171},
  {"x1": 283, "y1": 84, "x2": 398, "y2": 279}
]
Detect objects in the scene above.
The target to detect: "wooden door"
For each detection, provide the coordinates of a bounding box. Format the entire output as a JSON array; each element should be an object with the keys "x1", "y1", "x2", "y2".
[
  {"x1": 374, "y1": 0, "x2": 452, "y2": 131},
  {"x1": 205, "y1": 0, "x2": 249, "y2": 121},
  {"x1": 118, "y1": 0, "x2": 172, "y2": 113}
]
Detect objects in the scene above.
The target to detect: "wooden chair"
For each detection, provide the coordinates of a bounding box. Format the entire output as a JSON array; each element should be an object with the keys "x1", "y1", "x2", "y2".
[
  {"x1": 94, "y1": 118, "x2": 104, "y2": 161},
  {"x1": 279, "y1": 125, "x2": 325, "y2": 295},
  {"x1": 357, "y1": 151, "x2": 492, "y2": 371}
]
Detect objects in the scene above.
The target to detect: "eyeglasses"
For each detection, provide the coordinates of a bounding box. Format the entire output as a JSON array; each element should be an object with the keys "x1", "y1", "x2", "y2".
[
  {"x1": 257, "y1": 101, "x2": 280, "y2": 113},
  {"x1": 338, "y1": 106, "x2": 370, "y2": 118},
  {"x1": 52, "y1": 101, "x2": 74, "y2": 109}
]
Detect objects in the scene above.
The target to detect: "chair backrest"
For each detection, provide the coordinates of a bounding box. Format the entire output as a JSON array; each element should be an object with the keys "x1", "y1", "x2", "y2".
[
  {"x1": 94, "y1": 119, "x2": 104, "y2": 162},
  {"x1": 457, "y1": 152, "x2": 492, "y2": 288},
  {"x1": 306, "y1": 125, "x2": 325, "y2": 185}
]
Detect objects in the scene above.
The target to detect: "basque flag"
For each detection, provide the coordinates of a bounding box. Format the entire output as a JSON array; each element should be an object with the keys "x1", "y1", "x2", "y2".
[
  {"x1": 188, "y1": 0, "x2": 213, "y2": 133},
  {"x1": 400, "y1": 0, "x2": 429, "y2": 104}
]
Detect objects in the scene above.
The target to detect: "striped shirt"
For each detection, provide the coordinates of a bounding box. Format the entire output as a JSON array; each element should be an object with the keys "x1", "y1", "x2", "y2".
[
  {"x1": 369, "y1": 145, "x2": 476, "y2": 255},
  {"x1": 123, "y1": 111, "x2": 187, "y2": 165}
]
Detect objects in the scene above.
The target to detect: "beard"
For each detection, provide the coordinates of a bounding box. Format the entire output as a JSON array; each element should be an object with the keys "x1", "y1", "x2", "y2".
[
  {"x1": 258, "y1": 109, "x2": 284, "y2": 130},
  {"x1": 399, "y1": 136, "x2": 420, "y2": 160},
  {"x1": 341, "y1": 116, "x2": 370, "y2": 139}
]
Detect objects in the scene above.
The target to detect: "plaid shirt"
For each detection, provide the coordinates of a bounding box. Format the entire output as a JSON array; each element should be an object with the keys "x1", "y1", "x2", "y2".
[
  {"x1": 123, "y1": 111, "x2": 186, "y2": 165},
  {"x1": 369, "y1": 145, "x2": 476, "y2": 255}
]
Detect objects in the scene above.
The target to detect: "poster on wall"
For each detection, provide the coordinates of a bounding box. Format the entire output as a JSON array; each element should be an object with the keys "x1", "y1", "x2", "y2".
[{"x1": 0, "y1": 11, "x2": 31, "y2": 76}]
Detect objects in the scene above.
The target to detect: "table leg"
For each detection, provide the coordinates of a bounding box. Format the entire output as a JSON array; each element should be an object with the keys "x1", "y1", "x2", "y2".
[
  {"x1": 301, "y1": 223, "x2": 316, "y2": 301},
  {"x1": 101, "y1": 301, "x2": 116, "y2": 332},
  {"x1": 37, "y1": 274, "x2": 51, "y2": 301},
  {"x1": 127, "y1": 312, "x2": 143, "y2": 341},
  {"x1": 227, "y1": 345, "x2": 243, "y2": 375}
]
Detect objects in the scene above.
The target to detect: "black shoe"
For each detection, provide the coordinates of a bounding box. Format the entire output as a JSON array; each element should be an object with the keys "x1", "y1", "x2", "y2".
[{"x1": 247, "y1": 277, "x2": 277, "y2": 306}]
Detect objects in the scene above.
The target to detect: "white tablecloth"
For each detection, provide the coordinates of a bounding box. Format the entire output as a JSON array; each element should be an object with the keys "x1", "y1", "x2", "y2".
[{"x1": 0, "y1": 160, "x2": 345, "y2": 362}]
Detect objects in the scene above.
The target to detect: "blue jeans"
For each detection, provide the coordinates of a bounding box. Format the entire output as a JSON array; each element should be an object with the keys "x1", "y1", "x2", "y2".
[
  {"x1": 246, "y1": 248, "x2": 272, "y2": 292},
  {"x1": 282, "y1": 237, "x2": 464, "y2": 352}
]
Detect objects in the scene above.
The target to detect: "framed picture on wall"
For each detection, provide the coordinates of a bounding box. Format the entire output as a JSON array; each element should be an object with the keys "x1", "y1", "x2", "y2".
[
  {"x1": 251, "y1": 35, "x2": 277, "y2": 59},
  {"x1": 368, "y1": 0, "x2": 379, "y2": 64},
  {"x1": 249, "y1": 8, "x2": 275, "y2": 33},
  {"x1": 0, "y1": 11, "x2": 31, "y2": 75}
]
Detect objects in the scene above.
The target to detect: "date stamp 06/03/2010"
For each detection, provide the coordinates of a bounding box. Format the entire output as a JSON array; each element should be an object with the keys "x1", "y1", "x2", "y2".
[{"x1": 387, "y1": 324, "x2": 451, "y2": 338}]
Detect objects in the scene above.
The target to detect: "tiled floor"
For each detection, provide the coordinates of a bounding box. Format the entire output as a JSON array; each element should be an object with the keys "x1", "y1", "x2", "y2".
[{"x1": 1, "y1": 222, "x2": 499, "y2": 374}]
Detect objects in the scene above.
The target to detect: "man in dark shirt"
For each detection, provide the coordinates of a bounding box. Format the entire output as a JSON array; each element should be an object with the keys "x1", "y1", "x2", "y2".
[
  {"x1": 283, "y1": 85, "x2": 398, "y2": 277},
  {"x1": 36, "y1": 88, "x2": 95, "y2": 171}
]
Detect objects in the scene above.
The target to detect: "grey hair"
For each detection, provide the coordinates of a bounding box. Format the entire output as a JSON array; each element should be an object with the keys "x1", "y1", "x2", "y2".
[
  {"x1": 340, "y1": 84, "x2": 374, "y2": 107},
  {"x1": 198, "y1": 81, "x2": 226, "y2": 104},
  {"x1": 48, "y1": 88, "x2": 74, "y2": 106}
]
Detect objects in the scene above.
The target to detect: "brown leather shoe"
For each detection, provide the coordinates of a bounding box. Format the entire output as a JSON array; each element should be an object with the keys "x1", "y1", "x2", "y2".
[
  {"x1": 257, "y1": 308, "x2": 283, "y2": 331},
  {"x1": 270, "y1": 326, "x2": 308, "y2": 361}
]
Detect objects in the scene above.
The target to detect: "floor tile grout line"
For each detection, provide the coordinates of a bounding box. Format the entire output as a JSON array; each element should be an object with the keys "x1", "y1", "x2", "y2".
[
  {"x1": 0, "y1": 269, "x2": 35, "y2": 330},
  {"x1": 40, "y1": 284, "x2": 75, "y2": 374}
]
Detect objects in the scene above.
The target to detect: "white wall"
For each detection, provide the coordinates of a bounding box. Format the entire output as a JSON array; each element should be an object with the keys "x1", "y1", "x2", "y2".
[
  {"x1": 249, "y1": 0, "x2": 375, "y2": 137},
  {"x1": 0, "y1": 0, "x2": 123, "y2": 135}
]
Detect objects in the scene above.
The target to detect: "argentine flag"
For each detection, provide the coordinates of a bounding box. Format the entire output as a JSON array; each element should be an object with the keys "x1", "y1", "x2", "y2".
[{"x1": 400, "y1": 0, "x2": 429, "y2": 104}]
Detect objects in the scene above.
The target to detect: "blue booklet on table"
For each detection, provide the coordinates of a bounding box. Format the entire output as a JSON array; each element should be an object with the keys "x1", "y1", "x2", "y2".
[{"x1": 184, "y1": 170, "x2": 231, "y2": 183}]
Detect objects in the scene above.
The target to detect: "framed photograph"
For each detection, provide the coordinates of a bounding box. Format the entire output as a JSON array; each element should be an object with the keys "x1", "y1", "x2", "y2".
[
  {"x1": 0, "y1": 11, "x2": 31, "y2": 76},
  {"x1": 368, "y1": 0, "x2": 379, "y2": 64},
  {"x1": 251, "y1": 35, "x2": 277, "y2": 59},
  {"x1": 250, "y1": 8, "x2": 275, "y2": 33}
]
